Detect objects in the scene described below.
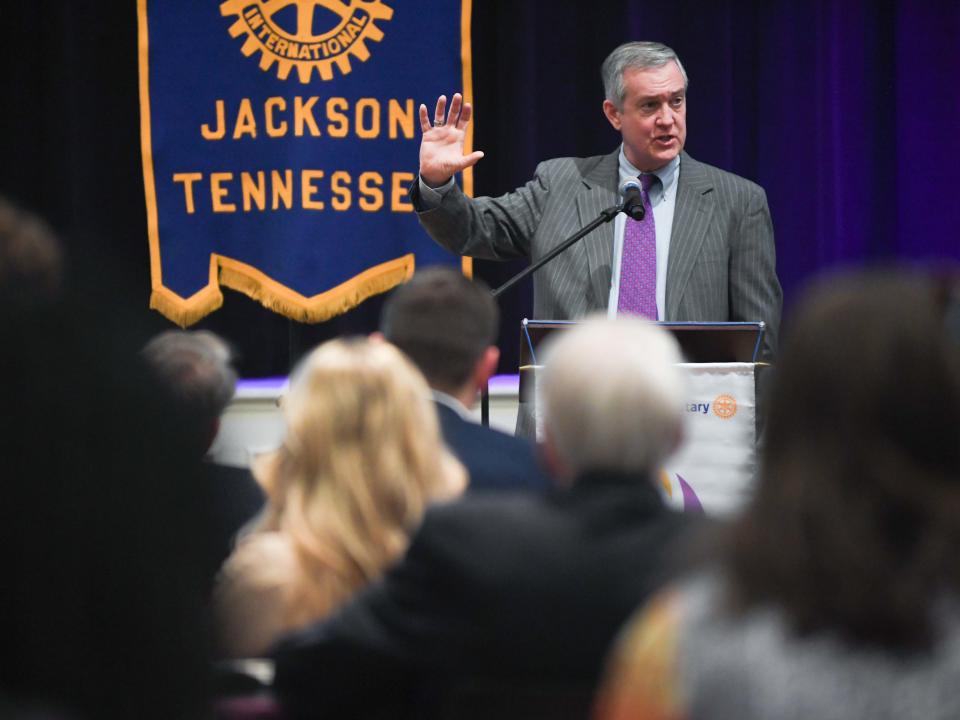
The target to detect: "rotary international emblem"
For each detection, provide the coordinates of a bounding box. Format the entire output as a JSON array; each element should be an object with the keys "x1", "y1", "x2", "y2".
[
  {"x1": 712, "y1": 394, "x2": 738, "y2": 420},
  {"x1": 220, "y1": 0, "x2": 394, "y2": 83}
]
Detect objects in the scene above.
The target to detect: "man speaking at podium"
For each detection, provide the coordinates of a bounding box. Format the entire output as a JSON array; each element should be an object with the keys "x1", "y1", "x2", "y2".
[{"x1": 410, "y1": 41, "x2": 782, "y2": 361}]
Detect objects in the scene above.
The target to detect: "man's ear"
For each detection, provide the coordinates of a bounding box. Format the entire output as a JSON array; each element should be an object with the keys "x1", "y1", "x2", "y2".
[
  {"x1": 369, "y1": 331, "x2": 385, "y2": 342},
  {"x1": 472, "y1": 346, "x2": 499, "y2": 390},
  {"x1": 602, "y1": 100, "x2": 622, "y2": 131}
]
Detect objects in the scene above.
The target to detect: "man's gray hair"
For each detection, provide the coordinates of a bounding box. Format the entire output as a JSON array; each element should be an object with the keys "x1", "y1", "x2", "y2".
[
  {"x1": 142, "y1": 330, "x2": 237, "y2": 426},
  {"x1": 602, "y1": 41, "x2": 688, "y2": 109},
  {"x1": 540, "y1": 315, "x2": 685, "y2": 478}
]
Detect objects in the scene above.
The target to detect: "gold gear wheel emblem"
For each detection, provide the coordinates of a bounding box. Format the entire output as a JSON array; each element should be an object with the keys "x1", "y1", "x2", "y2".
[{"x1": 221, "y1": 0, "x2": 394, "y2": 83}]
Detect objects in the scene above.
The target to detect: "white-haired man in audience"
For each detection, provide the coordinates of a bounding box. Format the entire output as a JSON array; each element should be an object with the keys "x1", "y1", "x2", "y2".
[
  {"x1": 142, "y1": 330, "x2": 264, "y2": 578},
  {"x1": 271, "y1": 315, "x2": 698, "y2": 718}
]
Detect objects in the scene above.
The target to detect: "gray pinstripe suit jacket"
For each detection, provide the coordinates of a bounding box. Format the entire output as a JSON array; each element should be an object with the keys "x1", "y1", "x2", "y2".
[{"x1": 413, "y1": 149, "x2": 782, "y2": 360}]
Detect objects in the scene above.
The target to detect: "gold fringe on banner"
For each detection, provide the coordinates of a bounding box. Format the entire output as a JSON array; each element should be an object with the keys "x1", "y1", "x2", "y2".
[
  {"x1": 218, "y1": 254, "x2": 415, "y2": 324},
  {"x1": 149, "y1": 285, "x2": 224, "y2": 328},
  {"x1": 147, "y1": 253, "x2": 414, "y2": 327},
  {"x1": 148, "y1": 257, "x2": 224, "y2": 328}
]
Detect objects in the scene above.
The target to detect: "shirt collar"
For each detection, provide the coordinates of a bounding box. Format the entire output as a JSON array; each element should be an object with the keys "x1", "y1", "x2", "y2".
[
  {"x1": 617, "y1": 146, "x2": 680, "y2": 201},
  {"x1": 430, "y1": 389, "x2": 474, "y2": 421}
]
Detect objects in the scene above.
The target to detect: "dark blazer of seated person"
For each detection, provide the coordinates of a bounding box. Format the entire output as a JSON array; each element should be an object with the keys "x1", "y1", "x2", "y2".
[
  {"x1": 202, "y1": 460, "x2": 265, "y2": 570},
  {"x1": 272, "y1": 470, "x2": 693, "y2": 718},
  {"x1": 141, "y1": 329, "x2": 264, "y2": 579},
  {"x1": 433, "y1": 391, "x2": 548, "y2": 493},
  {"x1": 272, "y1": 317, "x2": 698, "y2": 719},
  {"x1": 379, "y1": 267, "x2": 548, "y2": 494}
]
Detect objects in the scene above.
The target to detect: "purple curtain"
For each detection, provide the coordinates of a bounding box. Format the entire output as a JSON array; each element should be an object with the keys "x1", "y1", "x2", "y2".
[{"x1": 472, "y1": 1, "x2": 960, "y2": 369}]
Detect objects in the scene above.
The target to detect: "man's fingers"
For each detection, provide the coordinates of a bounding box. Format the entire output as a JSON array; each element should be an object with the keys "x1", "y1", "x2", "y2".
[
  {"x1": 419, "y1": 104, "x2": 432, "y2": 133},
  {"x1": 457, "y1": 102, "x2": 473, "y2": 129},
  {"x1": 454, "y1": 151, "x2": 485, "y2": 172},
  {"x1": 421, "y1": 94, "x2": 473, "y2": 134},
  {"x1": 447, "y1": 93, "x2": 463, "y2": 126},
  {"x1": 433, "y1": 95, "x2": 447, "y2": 126}
]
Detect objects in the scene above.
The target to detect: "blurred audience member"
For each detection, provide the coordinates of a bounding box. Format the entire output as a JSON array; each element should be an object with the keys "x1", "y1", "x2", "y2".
[
  {"x1": 0, "y1": 198, "x2": 211, "y2": 718},
  {"x1": 0, "y1": 195, "x2": 63, "y2": 307},
  {"x1": 142, "y1": 329, "x2": 238, "y2": 456},
  {"x1": 142, "y1": 329, "x2": 265, "y2": 575},
  {"x1": 272, "y1": 316, "x2": 697, "y2": 718},
  {"x1": 380, "y1": 267, "x2": 548, "y2": 492},
  {"x1": 596, "y1": 271, "x2": 960, "y2": 720},
  {"x1": 214, "y1": 337, "x2": 465, "y2": 658}
]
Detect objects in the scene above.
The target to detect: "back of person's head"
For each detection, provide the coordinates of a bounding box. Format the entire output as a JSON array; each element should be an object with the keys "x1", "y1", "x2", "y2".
[
  {"x1": 257, "y1": 337, "x2": 464, "y2": 601},
  {"x1": 539, "y1": 315, "x2": 685, "y2": 480},
  {"x1": 379, "y1": 267, "x2": 498, "y2": 394},
  {"x1": 729, "y1": 269, "x2": 960, "y2": 651},
  {"x1": 0, "y1": 195, "x2": 63, "y2": 309},
  {"x1": 142, "y1": 329, "x2": 237, "y2": 454}
]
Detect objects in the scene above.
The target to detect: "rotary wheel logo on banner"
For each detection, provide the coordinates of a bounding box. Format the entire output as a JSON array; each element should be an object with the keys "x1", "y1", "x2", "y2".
[
  {"x1": 221, "y1": 0, "x2": 394, "y2": 83},
  {"x1": 712, "y1": 394, "x2": 738, "y2": 419}
]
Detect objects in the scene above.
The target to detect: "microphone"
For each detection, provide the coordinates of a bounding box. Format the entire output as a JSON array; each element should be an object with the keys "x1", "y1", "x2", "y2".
[{"x1": 619, "y1": 178, "x2": 646, "y2": 221}]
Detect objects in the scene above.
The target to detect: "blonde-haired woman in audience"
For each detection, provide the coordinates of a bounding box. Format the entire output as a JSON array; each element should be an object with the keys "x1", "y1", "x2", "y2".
[{"x1": 214, "y1": 337, "x2": 466, "y2": 658}]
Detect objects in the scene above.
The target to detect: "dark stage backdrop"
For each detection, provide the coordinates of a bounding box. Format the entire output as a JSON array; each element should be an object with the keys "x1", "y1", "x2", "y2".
[{"x1": 3, "y1": 1, "x2": 958, "y2": 377}]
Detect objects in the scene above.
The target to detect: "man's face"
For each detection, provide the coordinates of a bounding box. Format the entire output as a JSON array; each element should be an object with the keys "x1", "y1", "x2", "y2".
[{"x1": 602, "y1": 62, "x2": 687, "y2": 172}]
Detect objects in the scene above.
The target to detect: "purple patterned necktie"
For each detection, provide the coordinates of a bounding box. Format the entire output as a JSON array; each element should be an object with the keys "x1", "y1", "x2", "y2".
[{"x1": 617, "y1": 174, "x2": 658, "y2": 319}]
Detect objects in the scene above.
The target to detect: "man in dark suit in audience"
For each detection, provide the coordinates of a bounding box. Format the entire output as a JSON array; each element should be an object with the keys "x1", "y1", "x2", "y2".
[
  {"x1": 380, "y1": 266, "x2": 547, "y2": 493},
  {"x1": 142, "y1": 330, "x2": 265, "y2": 576},
  {"x1": 273, "y1": 315, "x2": 695, "y2": 718}
]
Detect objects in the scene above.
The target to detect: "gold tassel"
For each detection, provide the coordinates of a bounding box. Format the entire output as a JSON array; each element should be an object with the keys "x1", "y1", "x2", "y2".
[
  {"x1": 218, "y1": 254, "x2": 415, "y2": 324},
  {"x1": 149, "y1": 254, "x2": 416, "y2": 326},
  {"x1": 149, "y1": 285, "x2": 223, "y2": 327}
]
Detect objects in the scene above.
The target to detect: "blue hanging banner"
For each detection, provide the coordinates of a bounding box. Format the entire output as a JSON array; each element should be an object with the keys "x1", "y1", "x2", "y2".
[{"x1": 138, "y1": 0, "x2": 473, "y2": 326}]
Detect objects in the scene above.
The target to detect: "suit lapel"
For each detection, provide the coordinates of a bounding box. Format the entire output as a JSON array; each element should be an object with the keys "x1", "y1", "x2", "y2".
[
  {"x1": 666, "y1": 152, "x2": 714, "y2": 319},
  {"x1": 576, "y1": 150, "x2": 620, "y2": 308}
]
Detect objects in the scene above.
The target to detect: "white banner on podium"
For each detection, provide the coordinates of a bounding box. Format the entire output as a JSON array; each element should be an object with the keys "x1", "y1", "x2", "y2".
[{"x1": 661, "y1": 362, "x2": 757, "y2": 517}]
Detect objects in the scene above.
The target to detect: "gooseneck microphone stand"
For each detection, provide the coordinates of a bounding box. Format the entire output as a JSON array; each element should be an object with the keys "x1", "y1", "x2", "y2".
[
  {"x1": 490, "y1": 203, "x2": 624, "y2": 300},
  {"x1": 480, "y1": 197, "x2": 632, "y2": 426}
]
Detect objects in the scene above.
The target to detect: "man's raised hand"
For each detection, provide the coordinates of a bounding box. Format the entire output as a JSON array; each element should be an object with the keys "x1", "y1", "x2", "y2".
[{"x1": 418, "y1": 93, "x2": 484, "y2": 188}]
